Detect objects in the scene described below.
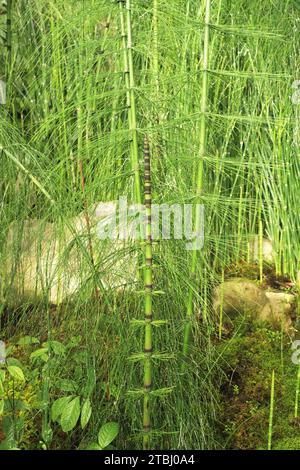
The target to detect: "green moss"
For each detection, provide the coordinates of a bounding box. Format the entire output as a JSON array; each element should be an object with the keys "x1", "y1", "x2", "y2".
[
  {"x1": 218, "y1": 323, "x2": 300, "y2": 450},
  {"x1": 273, "y1": 437, "x2": 300, "y2": 450}
]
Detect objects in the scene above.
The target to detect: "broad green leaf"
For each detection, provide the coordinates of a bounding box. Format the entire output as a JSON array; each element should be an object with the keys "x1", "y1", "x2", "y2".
[
  {"x1": 51, "y1": 396, "x2": 74, "y2": 422},
  {"x1": 0, "y1": 399, "x2": 4, "y2": 415},
  {"x1": 56, "y1": 379, "x2": 78, "y2": 393},
  {"x1": 4, "y1": 399, "x2": 28, "y2": 412},
  {"x1": 86, "y1": 442, "x2": 101, "y2": 450},
  {"x1": 80, "y1": 398, "x2": 92, "y2": 429},
  {"x1": 42, "y1": 424, "x2": 53, "y2": 444},
  {"x1": 98, "y1": 422, "x2": 119, "y2": 450},
  {"x1": 83, "y1": 367, "x2": 96, "y2": 397},
  {"x1": 17, "y1": 336, "x2": 39, "y2": 346},
  {"x1": 7, "y1": 366, "x2": 25, "y2": 382},
  {"x1": 30, "y1": 348, "x2": 49, "y2": 360},
  {"x1": 60, "y1": 396, "x2": 80, "y2": 432},
  {"x1": 0, "y1": 440, "x2": 20, "y2": 450},
  {"x1": 5, "y1": 346, "x2": 15, "y2": 357},
  {"x1": 42, "y1": 341, "x2": 66, "y2": 356},
  {"x1": 67, "y1": 336, "x2": 82, "y2": 349},
  {"x1": 6, "y1": 358, "x2": 23, "y2": 369}
]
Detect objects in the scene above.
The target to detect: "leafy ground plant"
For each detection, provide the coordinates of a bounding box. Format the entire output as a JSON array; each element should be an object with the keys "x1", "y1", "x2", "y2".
[{"x1": 86, "y1": 422, "x2": 119, "y2": 451}]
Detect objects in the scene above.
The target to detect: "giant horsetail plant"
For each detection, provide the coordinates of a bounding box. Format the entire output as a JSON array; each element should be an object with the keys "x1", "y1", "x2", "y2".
[
  {"x1": 142, "y1": 135, "x2": 154, "y2": 450},
  {"x1": 183, "y1": 0, "x2": 211, "y2": 357},
  {"x1": 120, "y1": 0, "x2": 163, "y2": 449},
  {"x1": 129, "y1": 135, "x2": 172, "y2": 449}
]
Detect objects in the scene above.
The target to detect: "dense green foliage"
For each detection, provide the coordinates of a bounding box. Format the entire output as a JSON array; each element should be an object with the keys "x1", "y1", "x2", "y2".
[{"x1": 0, "y1": 0, "x2": 299, "y2": 450}]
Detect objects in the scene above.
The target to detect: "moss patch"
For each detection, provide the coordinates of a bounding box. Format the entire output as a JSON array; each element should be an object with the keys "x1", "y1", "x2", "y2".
[{"x1": 217, "y1": 323, "x2": 300, "y2": 449}]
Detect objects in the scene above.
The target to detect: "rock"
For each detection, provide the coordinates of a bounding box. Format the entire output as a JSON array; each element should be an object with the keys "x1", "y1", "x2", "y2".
[
  {"x1": 261, "y1": 292, "x2": 295, "y2": 330},
  {"x1": 249, "y1": 235, "x2": 274, "y2": 263},
  {"x1": 213, "y1": 278, "x2": 294, "y2": 332},
  {"x1": 1, "y1": 202, "x2": 138, "y2": 306},
  {"x1": 213, "y1": 278, "x2": 268, "y2": 318}
]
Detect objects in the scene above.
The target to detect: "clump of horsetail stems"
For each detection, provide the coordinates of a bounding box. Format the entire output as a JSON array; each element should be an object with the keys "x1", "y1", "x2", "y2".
[
  {"x1": 119, "y1": 2, "x2": 153, "y2": 448},
  {"x1": 120, "y1": 0, "x2": 141, "y2": 203},
  {"x1": 268, "y1": 369, "x2": 275, "y2": 450},
  {"x1": 183, "y1": 0, "x2": 211, "y2": 357},
  {"x1": 142, "y1": 135, "x2": 153, "y2": 450}
]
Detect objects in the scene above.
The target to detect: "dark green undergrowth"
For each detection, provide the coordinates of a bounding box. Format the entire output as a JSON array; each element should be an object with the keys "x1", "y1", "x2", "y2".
[{"x1": 217, "y1": 321, "x2": 300, "y2": 450}]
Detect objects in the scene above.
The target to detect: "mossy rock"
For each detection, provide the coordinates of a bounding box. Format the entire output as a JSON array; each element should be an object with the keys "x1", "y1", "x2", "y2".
[{"x1": 213, "y1": 278, "x2": 295, "y2": 333}]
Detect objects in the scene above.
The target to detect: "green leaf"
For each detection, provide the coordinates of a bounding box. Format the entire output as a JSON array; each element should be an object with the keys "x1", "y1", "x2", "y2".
[
  {"x1": 7, "y1": 366, "x2": 25, "y2": 382},
  {"x1": 67, "y1": 336, "x2": 82, "y2": 349},
  {"x1": 42, "y1": 341, "x2": 66, "y2": 356},
  {"x1": 56, "y1": 379, "x2": 78, "y2": 393},
  {"x1": 30, "y1": 348, "x2": 49, "y2": 360},
  {"x1": 60, "y1": 396, "x2": 80, "y2": 432},
  {"x1": 5, "y1": 346, "x2": 15, "y2": 357},
  {"x1": 86, "y1": 442, "x2": 101, "y2": 450},
  {"x1": 81, "y1": 398, "x2": 92, "y2": 429},
  {"x1": 83, "y1": 367, "x2": 96, "y2": 397},
  {"x1": 17, "y1": 336, "x2": 39, "y2": 346},
  {"x1": 0, "y1": 399, "x2": 4, "y2": 415},
  {"x1": 4, "y1": 399, "x2": 28, "y2": 412},
  {"x1": 6, "y1": 358, "x2": 24, "y2": 369},
  {"x1": 51, "y1": 396, "x2": 74, "y2": 422},
  {"x1": 98, "y1": 422, "x2": 119, "y2": 450}
]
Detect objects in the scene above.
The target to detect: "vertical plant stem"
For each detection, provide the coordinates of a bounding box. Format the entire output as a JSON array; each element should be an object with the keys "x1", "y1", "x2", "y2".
[
  {"x1": 79, "y1": 160, "x2": 99, "y2": 298},
  {"x1": 152, "y1": 0, "x2": 159, "y2": 97},
  {"x1": 142, "y1": 135, "x2": 153, "y2": 450},
  {"x1": 268, "y1": 369, "x2": 275, "y2": 450},
  {"x1": 259, "y1": 219, "x2": 263, "y2": 284},
  {"x1": 6, "y1": 0, "x2": 12, "y2": 73},
  {"x1": 218, "y1": 268, "x2": 225, "y2": 340},
  {"x1": 119, "y1": 0, "x2": 131, "y2": 124},
  {"x1": 183, "y1": 0, "x2": 211, "y2": 357},
  {"x1": 294, "y1": 364, "x2": 300, "y2": 419},
  {"x1": 125, "y1": 0, "x2": 141, "y2": 204},
  {"x1": 151, "y1": 0, "x2": 162, "y2": 177}
]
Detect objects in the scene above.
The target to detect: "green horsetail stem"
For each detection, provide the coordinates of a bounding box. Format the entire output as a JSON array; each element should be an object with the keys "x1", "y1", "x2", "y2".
[
  {"x1": 152, "y1": 0, "x2": 159, "y2": 97},
  {"x1": 259, "y1": 219, "x2": 263, "y2": 284},
  {"x1": 125, "y1": 0, "x2": 141, "y2": 204},
  {"x1": 6, "y1": 0, "x2": 12, "y2": 71},
  {"x1": 142, "y1": 135, "x2": 153, "y2": 450},
  {"x1": 119, "y1": 1, "x2": 131, "y2": 123},
  {"x1": 183, "y1": 0, "x2": 211, "y2": 357},
  {"x1": 79, "y1": 160, "x2": 99, "y2": 299},
  {"x1": 294, "y1": 364, "x2": 300, "y2": 418},
  {"x1": 268, "y1": 370, "x2": 275, "y2": 450}
]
